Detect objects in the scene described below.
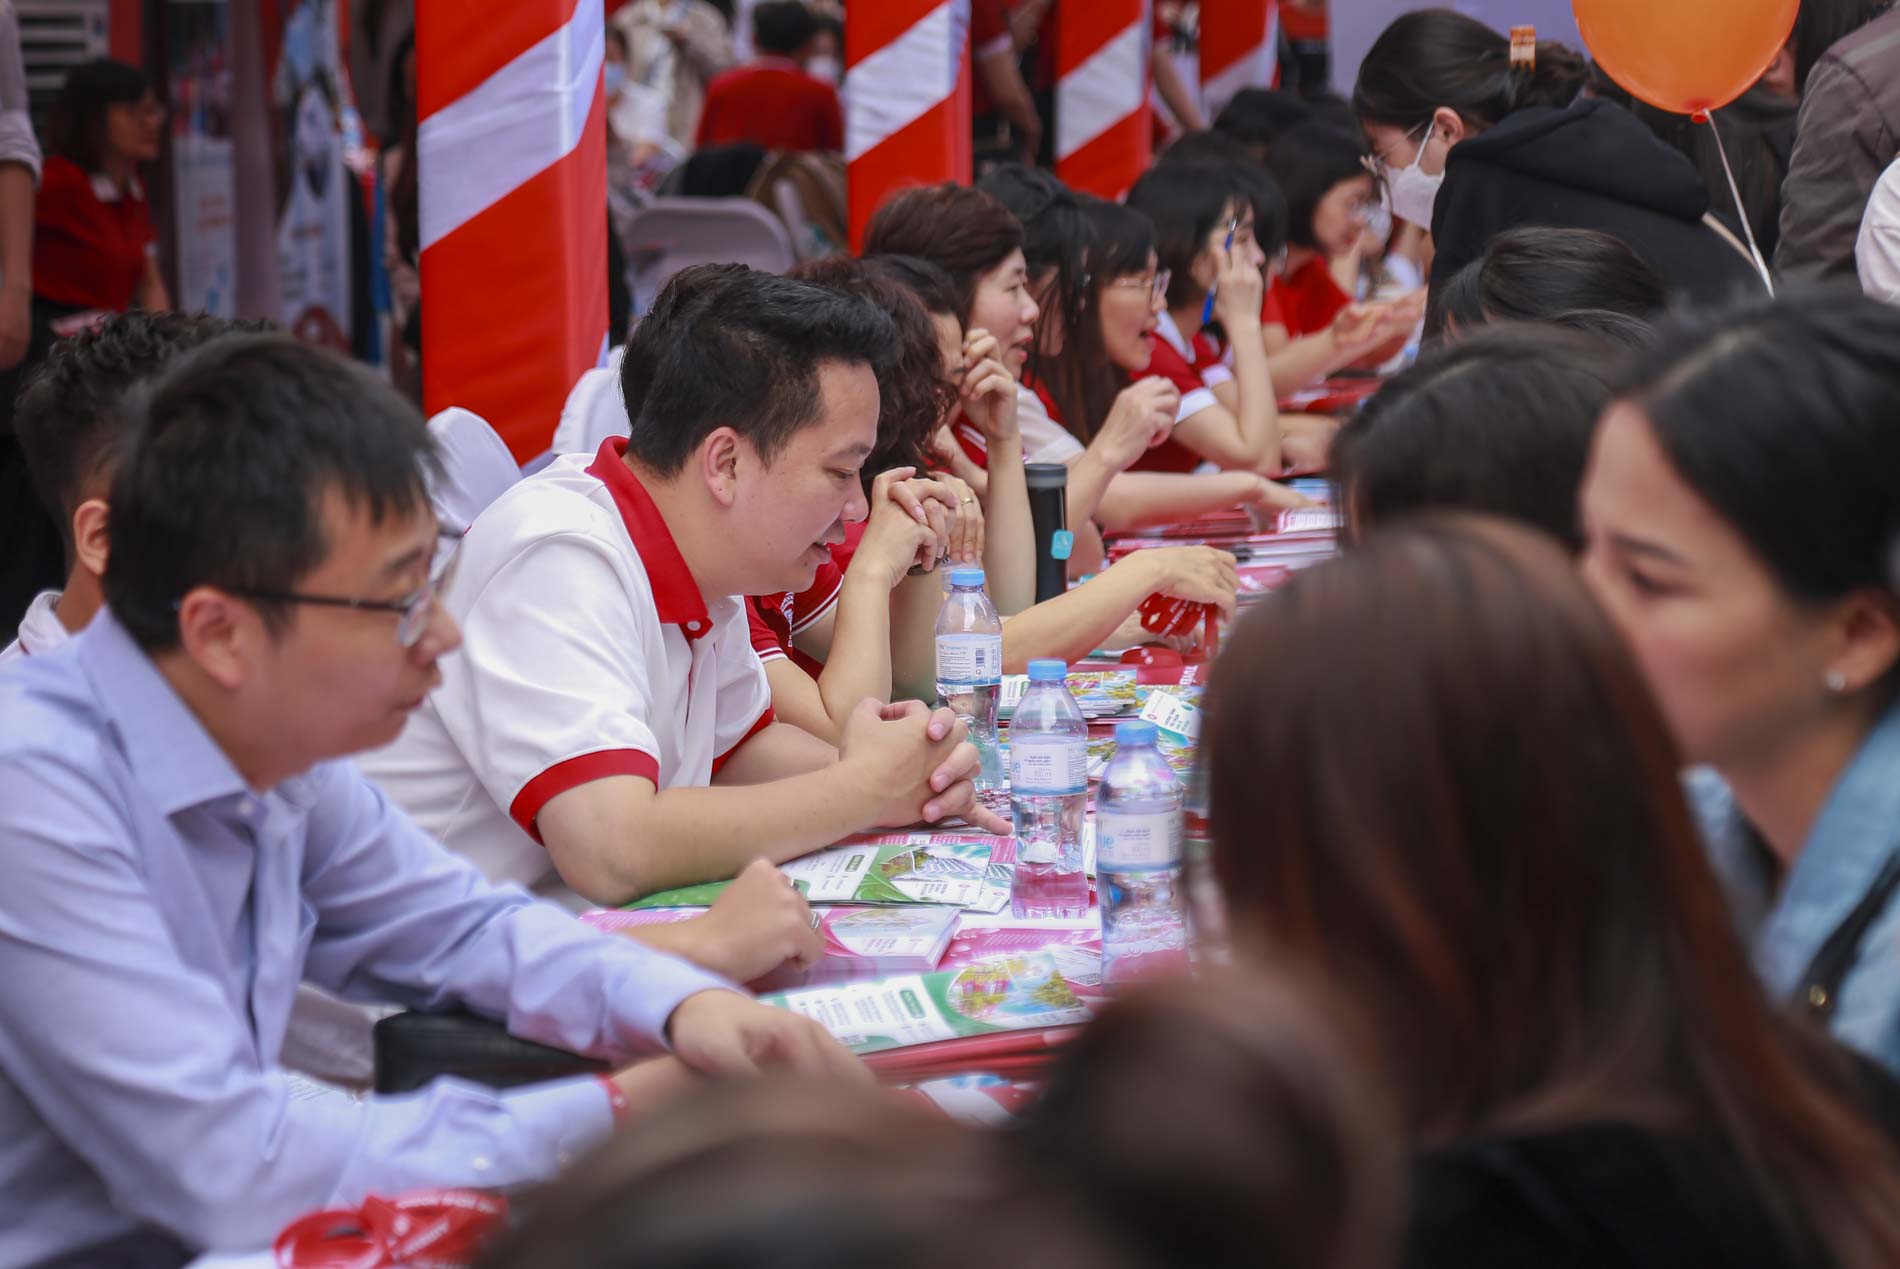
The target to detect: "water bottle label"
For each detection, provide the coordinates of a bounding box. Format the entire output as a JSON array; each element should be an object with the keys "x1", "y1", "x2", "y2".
[
  {"x1": 1010, "y1": 740, "x2": 1087, "y2": 795},
  {"x1": 1097, "y1": 810, "x2": 1182, "y2": 870},
  {"x1": 936, "y1": 634, "x2": 1002, "y2": 685}
]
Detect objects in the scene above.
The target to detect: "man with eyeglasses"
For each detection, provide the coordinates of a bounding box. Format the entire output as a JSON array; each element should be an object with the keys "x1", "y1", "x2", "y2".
[{"x1": 0, "y1": 334, "x2": 865, "y2": 1267}]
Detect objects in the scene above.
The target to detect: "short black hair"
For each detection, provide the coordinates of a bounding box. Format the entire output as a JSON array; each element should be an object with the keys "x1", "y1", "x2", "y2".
[
  {"x1": 15, "y1": 311, "x2": 265, "y2": 557},
  {"x1": 753, "y1": 1, "x2": 816, "y2": 56},
  {"x1": 1153, "y1": 134, "x2": 1289, "y2": 258},
  {"x1": 1546, "y1": 308, "x2": 1660, "y2": 351},
  {"x1": 1129, "y1": 159, "x2": 1274, "y2": 308},
  {"x1": 104, "y1": 335, "x2": 440, "y2": 652},
  {"x1": 1264, "y1": 122, "x2": 1372, "y2": 251},
  {"x1": 46, "y1": 58, "x2": 150, "y2": 171},
  {"x1": 620, "y1": 264, "x2": 896, "y2": 477},
  {"x1": 1211, "y1": 89, "x2": 1313, "y2": 155},
  {"x1": 1426, "y1": 226, "x2": 1669, "y2": 339},
  {"x1": 1334, "y1": 323, "x2": 1623, "y2": 552}
]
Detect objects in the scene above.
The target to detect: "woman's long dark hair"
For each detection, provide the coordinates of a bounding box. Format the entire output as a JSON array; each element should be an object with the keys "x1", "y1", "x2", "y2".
[
  {"x1": 1037, "y1": 198, "x2": 1155, "y2": 444},
  {"x1": 1206, "y1": 515, "x2": 1900, "y2": 1269},
  {"x1": 977, "y1": 163, "x2": 1094, "y2": 395},
  {"x1": 1353, "y1": 8, "x2": 1590, "y2": 130}
]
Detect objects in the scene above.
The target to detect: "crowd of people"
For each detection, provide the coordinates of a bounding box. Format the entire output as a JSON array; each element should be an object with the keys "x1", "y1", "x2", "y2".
[{"x1": 3, "y1": 1, "x2": 1900, "y2": 1266}]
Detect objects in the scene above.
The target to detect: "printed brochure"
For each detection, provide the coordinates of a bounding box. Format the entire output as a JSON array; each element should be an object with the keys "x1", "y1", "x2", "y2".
[
  {"x1": 761, "y1": 946, "x2": 1103, "y2": 1055},
  {"x1": 624, "y1": 833, "x2": 997, "y2": 911}
]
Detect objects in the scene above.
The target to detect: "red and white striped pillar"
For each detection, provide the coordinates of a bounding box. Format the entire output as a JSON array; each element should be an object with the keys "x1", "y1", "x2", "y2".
[
  {"x1": 1199, "y1": 0, "x2": 1280, "y2": 119},
  {"x1": 1055, "y1": 0, "x2": 1153, "y2": 199},
  {"x1": 416, "y1": 0, "x2": 609, "y2": 461},
  {"x1": 845, "y1": 1, "x2": 973, "y2": 252}
]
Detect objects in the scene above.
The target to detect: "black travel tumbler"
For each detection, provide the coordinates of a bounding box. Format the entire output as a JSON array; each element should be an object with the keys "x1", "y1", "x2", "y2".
[{"x1": 1025, "y1": 462, "x2": 1071, "y2": 604}]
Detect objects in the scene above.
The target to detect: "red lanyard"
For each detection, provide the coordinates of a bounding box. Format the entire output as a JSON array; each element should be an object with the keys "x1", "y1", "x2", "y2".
[{"x1": 273, "y1": 1190, "x2": 508, "y2": 1268}]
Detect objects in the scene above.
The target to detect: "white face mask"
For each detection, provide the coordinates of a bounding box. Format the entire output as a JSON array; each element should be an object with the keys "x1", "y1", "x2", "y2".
[
  {"x1": 1386, "y1": 127, "x2": 1444, "y2": 230},
  {"x1": 806, "y1": 56, "x2": 841, "y2": 84}
]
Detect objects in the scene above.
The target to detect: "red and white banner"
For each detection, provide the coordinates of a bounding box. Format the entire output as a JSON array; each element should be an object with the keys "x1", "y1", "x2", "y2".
[
  {"x1": 416, "y1": 0, "x2": 609, "y2": 461},
  {"x1": 1199, "y1": 0, "x2": 1279, "y2": 118},
  {"x1": 1054, "y1": 0, "x2": 1152, "y2": 199},
  {"x1": 844, "y1": 0, "x2": 972, "y2": 251}
]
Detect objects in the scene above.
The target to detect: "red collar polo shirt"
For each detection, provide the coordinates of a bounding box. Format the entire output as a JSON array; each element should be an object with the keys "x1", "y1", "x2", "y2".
[{"x1": 356, "y1": 439, "x2": 774, "y2": 908}]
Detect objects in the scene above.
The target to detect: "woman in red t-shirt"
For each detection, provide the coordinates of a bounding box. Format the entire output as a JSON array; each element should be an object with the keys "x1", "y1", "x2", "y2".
[
  {"x1": 1263, "y1": 120, "x2": 1378, "y2": 339},
  {"x1": 34, "y1": 59, "x2": 169, "y2": 322}
]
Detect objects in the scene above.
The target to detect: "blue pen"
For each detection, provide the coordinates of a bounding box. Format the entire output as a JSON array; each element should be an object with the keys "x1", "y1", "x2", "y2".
[{"x1": 1201, "y1": 217, "x2": 1238, "y2": 325}]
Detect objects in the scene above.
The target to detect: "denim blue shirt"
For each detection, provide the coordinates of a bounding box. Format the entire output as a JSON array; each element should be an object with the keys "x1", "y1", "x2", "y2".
[
  {"x1": 0, "y1": 611, "x2": 734, "y2": 1265},
  {"x1": 1690, "y1": 696, "x2": 1900, "y2": 1075}
]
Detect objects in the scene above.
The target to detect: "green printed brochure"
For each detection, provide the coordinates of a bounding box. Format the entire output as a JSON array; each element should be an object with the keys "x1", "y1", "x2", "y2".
[
  {"x1": 760, "y1": 947, "x2": 1102, "y2": 1055},
  {"x1": 625, "y1": 833, "x2": 997, "y2": 911}
]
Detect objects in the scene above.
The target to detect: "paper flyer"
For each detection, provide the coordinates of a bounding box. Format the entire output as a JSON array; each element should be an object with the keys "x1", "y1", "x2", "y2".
[
  {"x1": 584, "y1": 905, "x2": 963, "y2": 989},
  {"x1": 761, "y1": 949, "x2": 1102, "y2": 1055},
  {"x1": 625, "y1": 834, "x2": 997, "y2": 911}
]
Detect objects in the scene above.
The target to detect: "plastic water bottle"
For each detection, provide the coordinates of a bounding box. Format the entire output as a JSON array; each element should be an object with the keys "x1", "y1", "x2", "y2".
[
  {"x1": 1008, "y1": 659, "x2": 1089, "y2": 918},
  {"x1": 936, "y1": 568, "x2": 1004, "y2": 795},
  {"x1": 1098, "y1": 721, "x2": 1189, "y2": 984}
]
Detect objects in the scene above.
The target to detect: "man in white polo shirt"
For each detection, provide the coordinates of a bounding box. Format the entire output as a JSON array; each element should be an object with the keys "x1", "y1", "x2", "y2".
[{"x1": 361, "y1": 265, "x2": 1008, "y2": 910}]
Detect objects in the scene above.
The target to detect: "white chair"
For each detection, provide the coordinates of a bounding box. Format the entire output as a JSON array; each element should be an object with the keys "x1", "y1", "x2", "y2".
[
  {"x1": 426, "y1": 407, "x2": 520, "y2": 534},
  {"x1": 622, "y1": 196, "x2": 796, "y2": 312},
  {"x1": 551, "y1": 345, "x2": 632, "y2": 456}
]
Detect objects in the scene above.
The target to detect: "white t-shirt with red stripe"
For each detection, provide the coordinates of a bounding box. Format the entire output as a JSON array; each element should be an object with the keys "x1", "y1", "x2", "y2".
[
  {"x1": 357, "y1": 438, "x2": 774, "y2": 906},
  {"x1": 951, "y1": 382, "x2": 1086, "y2": 470}
]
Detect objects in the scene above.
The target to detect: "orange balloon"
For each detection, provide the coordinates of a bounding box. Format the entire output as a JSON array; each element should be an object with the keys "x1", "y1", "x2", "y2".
[{"x1": 1572, "y1": 0, "x2": 1798, "y2": 115}]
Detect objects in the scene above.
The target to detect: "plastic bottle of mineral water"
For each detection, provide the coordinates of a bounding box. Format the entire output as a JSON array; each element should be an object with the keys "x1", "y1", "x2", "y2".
[
  {"x1": 935, "y1": 568, "x2": 1004, "y2": 794},
  {"x1": 1008, "y1": 659, "x2": 1089, "y2": 918},
  {"x1": 1098, "y1": 720, "x2": 1189, "y2": 984}
]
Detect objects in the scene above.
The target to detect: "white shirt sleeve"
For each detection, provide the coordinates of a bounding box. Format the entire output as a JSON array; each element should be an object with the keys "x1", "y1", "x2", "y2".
[
  {"x1": 1858, "y1": 158, "x2": 1900, "y2": 306},
  {"x1": 434, "y1": 531, "x2": 666, "y2": 835},
  {"x1": 1015, "y1": 382, "x2": 1085, "y2": 465},
  {"x1": 708, "y1": 607, "x2": 776, "y2": 774}
]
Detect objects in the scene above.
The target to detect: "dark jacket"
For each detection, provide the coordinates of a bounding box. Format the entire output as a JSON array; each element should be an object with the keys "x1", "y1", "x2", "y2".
[
  {"x1": 1407, "y1": 1125, "x2": 1819, "y2": 1269},
  {"x1": 1430, "y1": 96, "x2": 1761, "y2": 306},
  {"x1": 1776, "y1": 6, "x2": 1900, "y2": 283},
  {"x1": 1406, "y1": 1058, "x2": 1900, "y2": 1268}
]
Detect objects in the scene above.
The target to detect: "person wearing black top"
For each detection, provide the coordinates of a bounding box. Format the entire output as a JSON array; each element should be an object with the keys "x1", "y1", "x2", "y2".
[
  {"x1": 1353, "y1": 9, "x2": 1760, "y2": 307},
  {"x1": 1205, "y1": 514, "x2": 1900, "y2": 1269}
]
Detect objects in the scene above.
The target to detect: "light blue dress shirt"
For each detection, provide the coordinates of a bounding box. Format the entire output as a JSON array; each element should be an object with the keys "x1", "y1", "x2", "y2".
[
  {"x1": 1691, "y1": 694, "x2": 1900, "y2": 1075},
  {"x1": 0, "y1": 611, "x2": 735, "y2": 1266}
]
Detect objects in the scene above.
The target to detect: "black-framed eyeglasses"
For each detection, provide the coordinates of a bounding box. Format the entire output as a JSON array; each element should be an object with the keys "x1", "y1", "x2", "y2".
[{"x1": 222, "y1": 529, "x2": 463, "y2": 648}]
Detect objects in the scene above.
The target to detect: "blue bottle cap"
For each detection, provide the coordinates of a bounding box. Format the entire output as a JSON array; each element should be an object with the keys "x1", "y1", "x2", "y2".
[
  {"x1": 1027, "y1": 658, "x2": 1068, "y2": 681},
  {"x1": 1114, "y1": 720, "x2": 1159, "y2": 746},
  {"x1": 949, "y1": 567, "x2": 986, "y2": 588}
]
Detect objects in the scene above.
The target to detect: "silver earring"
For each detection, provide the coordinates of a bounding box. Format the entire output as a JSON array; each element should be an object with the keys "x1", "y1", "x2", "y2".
[{"x1": 1825, "y1": 670, "x2": 1848, "y2": 693}]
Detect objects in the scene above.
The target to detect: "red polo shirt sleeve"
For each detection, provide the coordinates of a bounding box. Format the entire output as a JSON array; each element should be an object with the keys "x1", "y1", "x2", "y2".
[
  {"x1": 748, "y1": 596, "x2": 791, "y2": 663},
  {"x1": 32, "y1": 156, "x2": 154, "y2": 312}
]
